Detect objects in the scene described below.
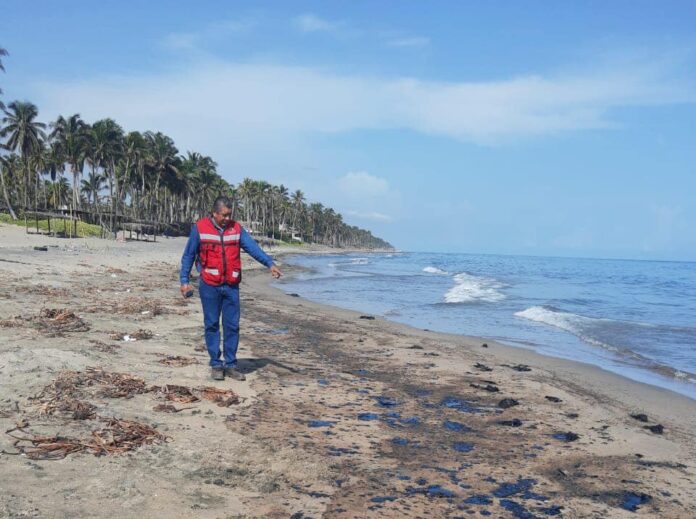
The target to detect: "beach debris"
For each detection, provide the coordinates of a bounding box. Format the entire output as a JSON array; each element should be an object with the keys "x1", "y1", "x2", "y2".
[
  {"x1": 644, "y1": 424, "x2": 664, "y2": 434},
  {"x1": 33, "y1": 246, "x2": 48, "y2": 252},
  {"x1": 630, "y1": 413, "x2": 649, "y2": 422},
  {"x1": 506, "y1": 364, "x2": 532, "y2": 372},
  {"x1": 105, "y1": 267, "x2": 127, "y2": 274},
  {"x1": 406, "y1": 484, "x2": 457, "y2": 498},
  {"x1": 38, "y1": 398, "x2": 96, "y2": 420},
  {"x1": 1, "y1": 308, "x2": 90, "y2": 336},
  {"x1": 90, "y1": 418, "x2": 167, "y2": 456},
  {"x1": 5, "y1": 418, "x2": 167, "y2": 460},
  {"x1": 89, "y1": 339, "x2": 121, "y2": 354},
  {"x1": 85, "y1": 368, "x2": 150, "y2": 399},
  {"x1": 498, "y1": 418, "x2": 523, "y2": 427},
  {"x1": 539, "y1": 504, "x2": 563, "y2": 516},
  {"x1": 359, "y1": 315, "x2": 376, "y2": 320},
  {"x1": 474, "y1": 362, "x2": 493, "y2": 371},
  {"x1": 38, "y1": 309, "x2": 90, "y2": 334},
  {"x1": 371, "y1": 496, "x2": 397, "y2": 503},
  {"x1": 19, "y1": 284, "x2": 69, "y2": 297},
  {"x1": 470, "y1": 383, "x2": 499, "y2": 393},
  {"x1": 308, "y1": 420, "x2": 335, "y2": 428},
  {"x1": 375, "y1": 396, "x2": 399, "y2": 407},
  {"x1": 498, "y1": 398, "x2": 520, "y2": 409},
  {"x1": 197, "y1": 386, "x2": 241, "y2": 407},
  {"x1": 82, "y1": 298, "x2": 170, "y2": 316},
  {"x1": 408, "y1": 344, "x2": 424, "y2": 350},
  {"x1": 481, "y1": 343, "x2": 488, "y2": 348},
  {"x1": 33, "y1": 368, "x2": 150, "y2": 404},
  {"x1": 443, "y1": 420, "x2": 473, "y2": 432},
  {"x1": 109, "y1": 329, "x2": 153, "y2": 341},
  {"x1": 464, "y1": 495, "x2": 493, "y2": 505},
  {"x1": 493, "y1": 478, "x2": 537, "y2": 498},
  {"x1": 152, "y1": 404, "x2": 194, "y2": 413},
  {"x1": 621, "y1": 492, "x2": 652, "y2": 512},
  {"x1": 288, "y1": 293, "x2": 300, "y2": 297},
  {"x1": 156, "y1": 384, "x2": 200, "y2": 404},
  {"x1": 552, "y1": 431, "x2": 580, "y2": 442},
  {"x1": 499, "y1": 499, "x2": 534, "y2": 518},
  {"x1": 452, "y1": 441, "x2": 474, "y2": 452},
  {"x1": 565, "y1": 412, "x2": 579, "y2": 419},
  {"x1": 545, "y1": 396, "x2": 563, "y2": 403},
  {"x1": 156, "y1": 354, "x2": 199, "y2": 367},
  {"x1": 440, "y1": 396, "x2": 485, "y2": 414}
]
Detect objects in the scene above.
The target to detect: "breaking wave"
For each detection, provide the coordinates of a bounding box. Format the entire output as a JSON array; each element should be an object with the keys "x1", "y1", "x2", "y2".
[
  {"x1": 423, "y1": 266, "x2": 449, "y2": 275},
  {"x1": 514, "y1": 306, "x2": 617, "y2": 350},
  {"x1": 444, "y1": 273, "x2": 506, "y2": 303},
  {"x1": 515, "y1": 306, "x2": 696, "y2": 384}
]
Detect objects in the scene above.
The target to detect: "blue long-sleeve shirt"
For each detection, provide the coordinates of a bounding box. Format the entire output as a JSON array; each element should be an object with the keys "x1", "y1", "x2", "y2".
[{"x1": 180, "y1": 222, "x2": 274, "y2": 284}]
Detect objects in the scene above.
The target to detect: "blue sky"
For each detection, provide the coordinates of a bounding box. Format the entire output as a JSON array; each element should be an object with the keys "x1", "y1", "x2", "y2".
[{"x1": 3, "y1": 1, "x2": 696, "y2": 259}]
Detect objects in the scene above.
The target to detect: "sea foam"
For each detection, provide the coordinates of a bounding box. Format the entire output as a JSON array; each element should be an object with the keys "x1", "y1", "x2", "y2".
[
  {"x1": 423, "y1": 266, "x2": 449, "y2": 275},
  {"x1": 515, "y1": 306, "x2": 617, "y2": 351},
  {"x1": 444, "y1": 273, "x2": 506, "y2": 303}
]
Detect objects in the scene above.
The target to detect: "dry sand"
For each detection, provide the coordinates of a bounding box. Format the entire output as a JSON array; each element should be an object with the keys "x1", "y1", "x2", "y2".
[{"x1": 1, "y1": 223, "x2": 695, "y2": 518}]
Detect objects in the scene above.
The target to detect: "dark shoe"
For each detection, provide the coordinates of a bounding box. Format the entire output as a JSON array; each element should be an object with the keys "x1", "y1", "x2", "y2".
[
  {"x1": 211, "y1": 367, "x2": 224, "y2": 381},
  {"x1": 224, "y1": 367, "x2": 246, "y2": 381}
]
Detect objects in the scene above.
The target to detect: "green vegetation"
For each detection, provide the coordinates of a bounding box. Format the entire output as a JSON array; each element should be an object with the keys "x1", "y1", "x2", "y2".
[
  {"x1": 0, "y1": 45, "x2": 392, "y2": 249},
  {"x1": 0, "y1": 212, "x2": 102, "y2": 237}
]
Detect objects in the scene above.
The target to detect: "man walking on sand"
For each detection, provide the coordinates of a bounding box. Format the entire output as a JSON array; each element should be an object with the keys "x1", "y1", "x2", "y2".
[{"x1": 180, "y1": 196, "x2": 282, "y2": 381}]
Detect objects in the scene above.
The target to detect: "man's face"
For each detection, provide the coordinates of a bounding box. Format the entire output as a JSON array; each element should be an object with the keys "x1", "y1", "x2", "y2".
[{"x1": 213, "y1": 206, "x2": 233, "y2": 227}]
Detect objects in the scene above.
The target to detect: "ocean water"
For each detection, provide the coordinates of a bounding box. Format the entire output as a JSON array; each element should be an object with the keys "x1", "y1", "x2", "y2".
[{"x1": 274, "y1": 252, "x2": 696, "y2": 399}]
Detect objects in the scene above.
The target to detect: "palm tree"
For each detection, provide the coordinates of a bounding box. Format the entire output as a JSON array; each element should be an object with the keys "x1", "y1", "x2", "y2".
[
  {"x1": 41, "y1": 139, "x2": 65, "y2": 209},
  {"x1": 87, "y1": 119, "x2": 123, "y2": 230},
  {"x1": 0, "y1": 47, "x2": 8, "y2": 111},
  {"x1": 0, "y1": 150, "x2": 17, "y2": 218},
  {"x1": 47, "y1": 177, "x2": 70, "y2": 209},
  {"x1": 0, "y1": 101, "x2": 47, "y2": 210},
  {"x1": 144, "y1": 131, "x2": 179, "y2": 221},
  {"x1": 50, "y1": 114, "x2": 87, "y2": 212},
  {"x1": 80, "y1": 171, "x2": 106, "y2": 208},
  {"x1": 120, "y1": 131, "x2": 146, "y2": 216},
  {"x1": 291, "y1": 189, "x2": 305, "y2": 235}
]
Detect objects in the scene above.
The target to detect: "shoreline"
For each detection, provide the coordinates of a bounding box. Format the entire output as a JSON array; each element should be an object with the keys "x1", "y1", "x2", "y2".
[
  {"x1": 273, "y1": 252, "x2": 696, "y2": 404},
  {"x1": 260, "y1": 264, "x2": 696, "y2": 428},
  {"x1": 1, "y1": 225, "x2": 695, "y2": 517}
]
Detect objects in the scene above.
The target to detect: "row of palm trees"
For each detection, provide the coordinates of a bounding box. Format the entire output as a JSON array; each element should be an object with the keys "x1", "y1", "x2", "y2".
[{"x1": 0, "y1": 47, "x2": 392, "y2": 249}]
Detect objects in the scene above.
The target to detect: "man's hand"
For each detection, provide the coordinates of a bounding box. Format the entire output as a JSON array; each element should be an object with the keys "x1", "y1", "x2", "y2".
[
  {"x1": 180, "y1": 283, "x2": 193, "y2": 298},
  {"x1": 270, "y1": 265, "x2": 282, "y2": 279}
]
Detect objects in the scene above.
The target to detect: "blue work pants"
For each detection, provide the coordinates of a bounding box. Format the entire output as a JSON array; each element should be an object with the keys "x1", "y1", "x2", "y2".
[{"x1": 199, "y1": 280, "x2": 240, "y2": 368}]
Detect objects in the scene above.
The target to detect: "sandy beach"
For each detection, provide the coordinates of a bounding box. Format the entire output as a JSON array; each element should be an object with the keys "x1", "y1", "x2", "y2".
[{"x1": 1, "y1": 224, "x2": 695, "y2": 518}]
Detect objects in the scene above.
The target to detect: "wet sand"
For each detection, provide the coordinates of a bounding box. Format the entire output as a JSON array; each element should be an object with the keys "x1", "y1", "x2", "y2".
[{"x1": 1, "y1": 224, "x2": 695, "y2": 518}]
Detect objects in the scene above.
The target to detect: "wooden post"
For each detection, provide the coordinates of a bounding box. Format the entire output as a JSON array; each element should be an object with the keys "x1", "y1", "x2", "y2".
[{"x1": 47, "y1": 216, "x2": 51, "y2": 235}]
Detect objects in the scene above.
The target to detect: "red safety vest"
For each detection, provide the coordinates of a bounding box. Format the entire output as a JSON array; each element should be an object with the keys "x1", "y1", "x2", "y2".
[{"x1": 196, "y1": 217, "x2": 242, "y2": 286}]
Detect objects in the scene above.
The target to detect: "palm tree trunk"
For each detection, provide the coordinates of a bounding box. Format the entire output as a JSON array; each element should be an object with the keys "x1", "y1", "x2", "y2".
[{"x1": 0, "y1": 166, "x2": 17, "y2": 219}]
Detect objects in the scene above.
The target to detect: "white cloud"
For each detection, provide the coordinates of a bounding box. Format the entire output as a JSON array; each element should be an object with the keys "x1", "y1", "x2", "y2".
[
  {"x1": 159, "y1": 19, "x2": 256, "y2": 51},
  {"x1": 344, "y1": 210, "x2": 393, "y2": 222},
  {"x1": 294, "y1": 14, "x2": 337, "y2": 33},
  {"x1": 387, "y1": 36, "x2": 430, "y2": 48},
  {"x1": 338, "y1": 172, "x2": 390, "y2": 198},
  {"x1": 31, "y1": 55, "x2": 694, "y2": 155}
]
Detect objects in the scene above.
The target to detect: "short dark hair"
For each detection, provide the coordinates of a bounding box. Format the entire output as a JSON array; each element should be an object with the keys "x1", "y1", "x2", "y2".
[{"x1": 212, "y1": 196, "x2": 233, "y2": 214}]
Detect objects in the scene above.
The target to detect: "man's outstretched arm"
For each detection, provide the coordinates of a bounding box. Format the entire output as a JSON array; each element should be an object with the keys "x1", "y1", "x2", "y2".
[{"x1": 240, "y1": 227, "x2": 282, "y2": 278}]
